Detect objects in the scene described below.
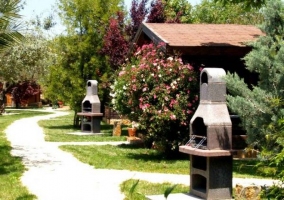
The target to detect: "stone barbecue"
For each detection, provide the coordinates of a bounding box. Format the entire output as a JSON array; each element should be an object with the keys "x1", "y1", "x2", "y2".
[
  {"x1": 77, "y1": 80, "x2": 103, "y2": 133},
  {"x1": 179, "y1": 68, "x2": 233, "y2": 199}
]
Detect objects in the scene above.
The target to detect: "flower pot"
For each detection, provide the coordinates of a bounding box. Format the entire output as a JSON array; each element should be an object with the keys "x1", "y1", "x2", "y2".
[{"x1": 128, "y1": 128, "x2": 137, "y2": 137}]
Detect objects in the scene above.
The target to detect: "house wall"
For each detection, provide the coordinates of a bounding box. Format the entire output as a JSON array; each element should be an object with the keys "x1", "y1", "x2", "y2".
[
  {"x1": 135, "y1": 34, "x2": 257, "y2": 86},
  {"x1": 5, "y1": 93, "x2": 41, "y2": 107},
  {"x1": 182, "y1": 55, "x2": 258, "y2": 87}
]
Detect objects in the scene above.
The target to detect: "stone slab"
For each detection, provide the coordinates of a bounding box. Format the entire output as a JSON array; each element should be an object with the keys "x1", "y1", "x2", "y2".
[
  {"x1": 146, "y1": 193, "x2": 203, "y2": 200},
  {"x1": 127, "y1": 137, "x2": 144, "y2": 145},
  {"x1": 66, "y1": 131, "x2": 104, "y2": 136},
  {"x1": 77, "y1": 112, "x2": 103, "y2": 116},
  {"x1": 179, "y1": 146, "x2": 232, "y2": 157}
]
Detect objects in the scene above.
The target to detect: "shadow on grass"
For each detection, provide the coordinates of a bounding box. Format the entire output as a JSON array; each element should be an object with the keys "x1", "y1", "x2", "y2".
[
  {"x1": 43, "y1": 125, "x2": 75, "y2": 130},
  {"x1": 118, "y1": 143, "x2": 145, "y2": 149},
  {"x1": 16, "y1": 194, "x2": 37, "y2": 200},
  {"x1": 0, "y1": 145, "x2": 24, "y2": 175},
  {"x1": 101, "y1": 124, "x2": 113, "y2": 130},
  {"x1": 45, "y1": 123, "x2": 114, "y2": 132},
  {"x1": 233, "y1": 159, "x2": 258, "y2": 173},
  {"x1": 117, "y1": 143, "x2": 188, "y2": 161}
]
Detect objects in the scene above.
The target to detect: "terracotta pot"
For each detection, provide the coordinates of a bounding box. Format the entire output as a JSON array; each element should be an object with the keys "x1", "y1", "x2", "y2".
[{"x1": 128, "y1": 128, "x2": 137, "y2": 137}]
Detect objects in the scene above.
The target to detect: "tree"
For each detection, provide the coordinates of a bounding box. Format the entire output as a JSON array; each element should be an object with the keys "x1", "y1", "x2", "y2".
[
  {"x1": 0, "y1": 35, "x2": 53, "y2": 82},
  {"x1": 10, "y1": 81, "x2": 40, "y2": 108},
  {"x1": 0, "y1": 33, "x2": 54, "y2": 108},
  {"x1": 101, "y1": 11, "x2": 129, "y2": 71},
  {"x1": 192, "y1": 0, "x2": 263, "y2": 25},
  {"x1": 163, "y1": 0, "x2": 193, "y2": 23},
  {"x1": 147, "y1": 0, "x2": 166, "y2": 23},
  {"x1": 0, "y1": 0, "x2": 24, "y2": 110},
  {"x1": 147, "y1": 0, "x2": 193, "y2": 23},
  {"x1": 0, "y1": 0, "x2": 24, "y2": 51},
  {"x1": 225, "y1": 0, "x2": 284, "y2": 184},
  {"x1": 126, "y1": 0, "x2": 149, "y2": 42},
  {"x1": 46, "y1": 0, "x2": 123, "y2": 125},
  {"x1": 214, "y1": 0, "x2": 266, "y2": 9}
]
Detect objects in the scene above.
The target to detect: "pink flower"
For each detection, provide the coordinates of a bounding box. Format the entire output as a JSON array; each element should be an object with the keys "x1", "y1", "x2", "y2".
[
  {"x1": 140, "y1": 103, "x2": 150, "y2": 110},
  {"x1": 187, "y1": 110, "x2": 193, "y2": 114},
  {"x1": 181, "y1": 122, "x2": 187, "y2": 126},
  {"x1": 119, "y1": 71, "x2": 125, "y2": 76},
  {"x1": 170, "y1": 114, "x2": 176, "y2": 120},
  {"x1": 170, "y1": 99, "x2": 177, "y2": 108}
]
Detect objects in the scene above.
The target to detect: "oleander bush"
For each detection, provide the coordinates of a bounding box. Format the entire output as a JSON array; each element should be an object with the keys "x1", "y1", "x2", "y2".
[{"x1": 110, "y1": 43, "x2": 199, "y2": 156}]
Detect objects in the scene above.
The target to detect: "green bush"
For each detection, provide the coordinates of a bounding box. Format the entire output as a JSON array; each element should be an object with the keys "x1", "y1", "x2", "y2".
[{"x1": 111, "y1": 43, "x2": 198, "y2": 156}]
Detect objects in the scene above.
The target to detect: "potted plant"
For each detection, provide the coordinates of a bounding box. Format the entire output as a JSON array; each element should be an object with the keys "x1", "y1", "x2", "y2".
[{"x1": 128, "y1": 121, "x2": 139, "y2": 137}]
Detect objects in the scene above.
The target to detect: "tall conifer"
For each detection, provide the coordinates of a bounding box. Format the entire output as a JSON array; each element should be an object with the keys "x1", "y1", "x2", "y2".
[{"x1": 226, "y1": 0, "x2": 284, "y2": 181}]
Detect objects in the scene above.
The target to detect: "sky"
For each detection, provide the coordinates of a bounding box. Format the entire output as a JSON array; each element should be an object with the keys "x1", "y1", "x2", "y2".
[{"x1": 19, "y1": 0, "x2": 201, "y2": 35}]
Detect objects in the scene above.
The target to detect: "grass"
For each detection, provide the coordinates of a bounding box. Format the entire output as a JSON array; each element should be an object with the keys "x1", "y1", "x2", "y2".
[
  {"x1": 38, "y1": 111, "x2": 128, "y2": 142},
  {"x1": 60, "y1": 144, "x2": 189, "y2": 174},
  {"x1": 60, "y1": 144, "x2": 274, "y2": 179},
  {"x1": 37, "y1": 110, "x2": 278, "y2": 197},
  {"x1": 0, "y1": 109, "x2": 51, "y2": 200},
  {"x1": 120, "y1": 179, "x2": 188, "y2": 200},
  {"x1": 41, "y1": 111, "x2": 276, "y2": 178}
]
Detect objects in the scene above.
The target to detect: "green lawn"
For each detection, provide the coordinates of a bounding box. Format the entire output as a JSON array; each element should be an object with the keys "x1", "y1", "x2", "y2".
[
  {"x1": 38, "y1": 110, "x2": 283, "y2": 200},
  {"x1": 120, "y1": 179, "x2": 189, "y2": 200},
  {"x1": 38, "y1": 111, "x2": 276, "y2": 178},
  {"x1": 60, "y1": 144, "x2": 273, "y2": 179},
  {"x1": 38, "y1": 111, "x2": 128, "y2": 142},
  {"x1": 60, "y1": 144, "x2": 189, "y2": 174},
  {"x1": 0, "y1": 109, "x2": 51, "y2": 200},
  {"x1": 1, "y1": 110, "x2": 274, "y2": 199}
]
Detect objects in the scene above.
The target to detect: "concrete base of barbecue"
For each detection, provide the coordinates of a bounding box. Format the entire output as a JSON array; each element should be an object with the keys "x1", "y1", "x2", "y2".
[
  {"x1": 180, "y1": 146, "x2": 233, "y2": 200},
  {"x1": 77, "y1": 112, "x2": 103, "y2": 133}
]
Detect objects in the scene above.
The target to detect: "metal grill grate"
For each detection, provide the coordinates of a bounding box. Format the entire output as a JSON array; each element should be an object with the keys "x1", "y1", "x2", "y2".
[{"x1": 185, "y1": 135, "x2": 207, "y2": 150}]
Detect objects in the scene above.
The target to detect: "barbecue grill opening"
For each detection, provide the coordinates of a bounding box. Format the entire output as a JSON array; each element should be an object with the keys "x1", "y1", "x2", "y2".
[
  {"x1": 82, "y1": 124, "x2": 91, "y2": 131},
  {"x1": 192, "y1": 174, "x2": 206, "y2": 193},
  {"x1": 191, "y1": 117, "x2": 207, "y2": 148},
  {"x1": 192, "y1": 117, "x2": 206, "y2": 136},
  {"x1": 201, "y1": 72, "x2": 208, "y2": 84},
  {"x1": 83, "y1": 100, "x2": 92, "y2": 112},
  {"x1": 192, "y1": 155, "x2": 207, "y2": 171}
]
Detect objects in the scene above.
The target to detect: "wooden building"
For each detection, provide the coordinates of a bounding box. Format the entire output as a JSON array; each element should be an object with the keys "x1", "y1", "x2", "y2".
[{"x1": 133, "y1": 23, "x2": 264, "y2": 84}]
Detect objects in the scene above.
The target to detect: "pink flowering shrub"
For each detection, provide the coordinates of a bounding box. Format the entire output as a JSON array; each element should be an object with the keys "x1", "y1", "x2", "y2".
[{"x1": 111, "y1": 43, "x2": 199, "y2": 155}]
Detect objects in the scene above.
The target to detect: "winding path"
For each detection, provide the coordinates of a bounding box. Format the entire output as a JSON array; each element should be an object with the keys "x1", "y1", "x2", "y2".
[
  {"x1": 4, "y1": 110, "x2": 191, "y2": 200},
  {"x1": 4, "y1": 110, "x2": 279, "y2": 199}
]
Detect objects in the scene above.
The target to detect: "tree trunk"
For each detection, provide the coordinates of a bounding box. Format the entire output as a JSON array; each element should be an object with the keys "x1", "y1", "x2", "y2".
[
  {"x1": 0, "y1": 81, "x2": 7, "y2": 114},
  {"x1": 73, "y1": 111, "x2": 81, "y2": 128}
]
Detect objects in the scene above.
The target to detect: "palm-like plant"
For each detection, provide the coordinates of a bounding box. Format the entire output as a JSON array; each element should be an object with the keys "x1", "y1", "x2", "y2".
[{"x1": 0, "y1": 0, "x2": 24, "y2": 51}]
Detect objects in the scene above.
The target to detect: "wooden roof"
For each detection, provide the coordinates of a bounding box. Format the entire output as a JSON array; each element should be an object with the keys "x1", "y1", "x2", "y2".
[
  {"x1": 136, "y1": 23, "x2": 263, "y2": 47},
  {"x1": 134, "y1": 23, "x2": 264, "y2": 56}
]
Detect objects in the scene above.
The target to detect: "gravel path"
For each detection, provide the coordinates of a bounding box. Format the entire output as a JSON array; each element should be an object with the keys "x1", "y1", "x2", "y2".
[{"x1": 4, "y1": 110, "x2": 278, "y2": 200}]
